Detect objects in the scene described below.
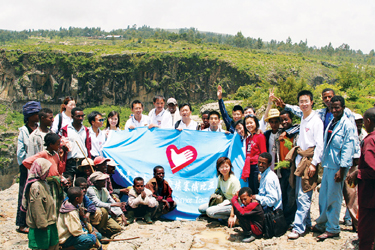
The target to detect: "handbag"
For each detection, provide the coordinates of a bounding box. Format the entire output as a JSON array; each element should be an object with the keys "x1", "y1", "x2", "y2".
[
  {"x1": 208, "y1": 188, "x2": 225, "y2": 207},
  {"x1": 263, "y1": 207, "x2": 287, "y2": 238}
]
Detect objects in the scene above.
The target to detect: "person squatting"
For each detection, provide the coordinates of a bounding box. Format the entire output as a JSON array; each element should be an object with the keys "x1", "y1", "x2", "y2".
[{"x1": 15, "y1": 88, "x2": 375, "y2": 250}]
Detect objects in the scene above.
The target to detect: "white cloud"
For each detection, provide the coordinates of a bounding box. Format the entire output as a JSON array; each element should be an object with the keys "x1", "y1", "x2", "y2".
[{"x1": 1, "y1": 0, "x2": 374, "y2": 53}]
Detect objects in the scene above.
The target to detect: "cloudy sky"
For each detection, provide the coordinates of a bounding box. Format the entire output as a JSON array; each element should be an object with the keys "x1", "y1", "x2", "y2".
[{"x1": 2, "y1": 0, "x2": 374, "y2": 53}]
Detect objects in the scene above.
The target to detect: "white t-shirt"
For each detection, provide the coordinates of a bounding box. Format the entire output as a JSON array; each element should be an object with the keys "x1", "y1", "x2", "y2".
[
  {"x1": 296, "y1": 111, "x2": 324, "y2": 167},
  {"x1": 89, "y1": 127, "x2": 106, "y2": 157},
  {"x1": 177, "y1": 119, "x2": 198, "y2": 130},
  {"x1": 203, "y1": 127, "x2": 225, "y2": 132},
  {"x1": 51, "y1": 111, "x2": 73, "y2": 133},
  {"x1": 259, "y1": 115, "x2": 267, "y2": 133},
  {"x1": 124, "y1": 114, "x2": 150, "y2": 130},
  {"x1": 64, "y1": 124, "x2": 88, "y2": 159},
  {"x1": 268, "y1": 132, "x2": 277, "y2": 170},
  {"x1": 148, "y1": 109, "x2": 173, "y2": 128}
]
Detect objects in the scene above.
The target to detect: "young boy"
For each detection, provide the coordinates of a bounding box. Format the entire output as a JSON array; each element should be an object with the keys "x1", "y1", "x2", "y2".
[
  {"x1": 145, "y1": 166, "x2": 177, "y2": 219},
  {"x1": 127, "y1": 177, "x2": 158, "y2": 224},
  {"x1": 125, "y1": 100, "x2": 151, "y2": 130},
  {"x1": 217, "y1": 85, "x2": 244, "y2": 133},
  {"x1": 264, "y1": 109, "x2": 281, "y2": 171},
  {"x1": 57, "y1": 187, "x2": 102, "y2": 250},
  {"x1": 86, "y1": 172, "x2": 125, "y2": 237},
  {"x1": 148, "y1": 95, "x2": 173, "y2": 129},
  {"x1": 27, "y1": 108, "x2": 54, "y2": 157},
  {"x1": 74, "y1": 177, "x2": 107, "y2": 230},
  {"x1": 228, "y1": 187, "x2": 264, "y2": 243}
]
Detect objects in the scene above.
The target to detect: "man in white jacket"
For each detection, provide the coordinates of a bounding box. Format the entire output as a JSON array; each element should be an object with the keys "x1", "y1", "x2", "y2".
[{"x1": 126, "y1": 177, "x2": 158, "y2": 224}]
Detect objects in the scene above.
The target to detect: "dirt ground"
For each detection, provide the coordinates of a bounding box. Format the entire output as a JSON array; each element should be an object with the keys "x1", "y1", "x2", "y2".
[{"x1": 0, "y1": 184, "x2": 359, "y2": 250}]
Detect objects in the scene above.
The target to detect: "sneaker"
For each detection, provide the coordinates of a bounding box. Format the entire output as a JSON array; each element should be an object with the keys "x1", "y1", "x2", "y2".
[
  {"x1": 242, "y1": 235, "x2": 256, "y2": 243},
  {"x1": 287, "y1": 230, "x2": 300, "y2": 239}
]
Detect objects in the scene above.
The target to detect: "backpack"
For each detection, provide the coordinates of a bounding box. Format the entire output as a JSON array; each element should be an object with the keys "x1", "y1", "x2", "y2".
[{"x1": 56, "y1": 113, "x2": 63, "y2": 134}]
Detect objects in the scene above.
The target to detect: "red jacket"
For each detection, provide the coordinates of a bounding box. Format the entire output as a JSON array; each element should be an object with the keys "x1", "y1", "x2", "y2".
[
  {"x1": 145, "y1": 178, "x2": 174, "y2": 203},
  {"x1": 358, "y1": 131, "x2": 375, "y2": 208},
  {"x1": 241, "y1": 133, "x2": 267, "y2": 180}
]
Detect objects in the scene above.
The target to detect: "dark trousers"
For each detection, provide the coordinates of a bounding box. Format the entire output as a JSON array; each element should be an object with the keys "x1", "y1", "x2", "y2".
[
  {"x1": 358, "y1": 206, "x2": 375, "y2": 250},
  {"x1": 65, "y1": 158, "x2": 85, "y2": 178},
  {"x1": 16, "y1": 164, "x2": 28, "y2": 227},
  {"x1": 279, "y1": 168, "x2": 297, "y2": 225},
  {"x1": 248, "y1": 164, "x2": 260, "y2": 194},
  {"x1": 126, "y1": 204, "x2": 157, "y2": 218}
]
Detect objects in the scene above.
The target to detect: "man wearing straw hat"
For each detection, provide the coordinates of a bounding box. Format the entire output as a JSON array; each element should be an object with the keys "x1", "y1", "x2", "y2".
[{"x1": 263, "y1": 108, "x2": 281, "y2": 171}]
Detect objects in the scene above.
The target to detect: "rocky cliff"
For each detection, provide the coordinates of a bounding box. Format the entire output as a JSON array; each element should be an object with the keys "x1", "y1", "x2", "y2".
[{"x1": 0, "y1": 49, "x2": 260, "y2": 110}]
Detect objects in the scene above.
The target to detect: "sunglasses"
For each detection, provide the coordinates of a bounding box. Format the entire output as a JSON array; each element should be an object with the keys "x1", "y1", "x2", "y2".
[{"x1": 98, "y1": 119, "x2": 105, "y2": 122}]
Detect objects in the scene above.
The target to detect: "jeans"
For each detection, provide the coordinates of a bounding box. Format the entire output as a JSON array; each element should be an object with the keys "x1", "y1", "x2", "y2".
[
  {"x1": 198, "y1": 203, "x2": 232, "y2": 219},
  {"x1": 62, "y1": 232, "x2": 102, "y2": 250},
  {"x1": 16, "y1": 164, "x2": 28, "y2": 227},
  {"x1": 315, "y1": 168, "x2": 347, "y2": 234},
  {"x1": 248, "y1": 164, "x2": 260, "y2": 194},
  {"x1": 292, "y1": 176, "x2": 312, "y2": 234}
]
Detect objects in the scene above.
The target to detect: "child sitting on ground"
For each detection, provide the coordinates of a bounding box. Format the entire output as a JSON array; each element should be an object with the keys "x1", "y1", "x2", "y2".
[
  {"x1": 145, "y1": 166, "x2": 177, "y2": 219},
  {"x1": 127, "y1": 177, "x2": 158, "y2": 224},
  {"x1": 57, "y1": 187, "x2": 102, "y2": 250},
  {"x1": 86, "y1": 172, "x2": 126, "y2": 237},
  {"x1": 228, "y1": 187, "x2": 265, "y2": 243}
]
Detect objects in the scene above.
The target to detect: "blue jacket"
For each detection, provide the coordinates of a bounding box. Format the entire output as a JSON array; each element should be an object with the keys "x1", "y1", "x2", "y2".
[
  {"x1": 64, "y1": 195, "x2": 96, "y2": 213},
  {"x1": 218, "y1": 99, "x2": 235, "y2": 133},
  {"x1": 321, "y1": 115, "x2": 356, "y2": 170}
]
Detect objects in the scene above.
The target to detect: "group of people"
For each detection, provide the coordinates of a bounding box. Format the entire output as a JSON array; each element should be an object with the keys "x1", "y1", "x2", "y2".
[{"x1": 14, "y1": 85, "x2": 375, "y2": 249}]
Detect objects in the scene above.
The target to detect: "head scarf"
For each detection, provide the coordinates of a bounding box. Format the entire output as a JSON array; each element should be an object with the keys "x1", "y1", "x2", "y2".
[
  {"x1": 22, "y1": 101, "x2": 41, "y2": 123},
  {"x1": 21, "y1": 158, "x2": 52, "y2": 211}
]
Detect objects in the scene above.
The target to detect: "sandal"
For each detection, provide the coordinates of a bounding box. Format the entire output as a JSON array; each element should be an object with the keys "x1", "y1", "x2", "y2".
[{"x1": 16, "y1": 227, "x2": 29, "y2": 234}]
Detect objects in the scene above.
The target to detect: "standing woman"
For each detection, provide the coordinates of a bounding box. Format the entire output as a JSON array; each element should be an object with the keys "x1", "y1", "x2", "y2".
[
  {"x1": 51, "y1": 96, "x2": 76, "y2": 134},
  {"x1": 21, "y1": 158, "x2": 59, "y2": 250},
  {"x1": 16, "y1": 101, "x2": 41, "y2": 234},
  {"x1": 241, "y1": 115, "x2": 266, "y2": 194},
  {"x1": 105, "y1": 111, "x2": 121, "y2": 138},
  {"x1": 198, "y1": 157, "x2": 241, "y2": 220}
]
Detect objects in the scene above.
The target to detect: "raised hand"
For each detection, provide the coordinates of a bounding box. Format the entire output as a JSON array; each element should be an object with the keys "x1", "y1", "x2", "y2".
[{"x1": 217, "y1": 85, "x2": 223, "y2": 100}]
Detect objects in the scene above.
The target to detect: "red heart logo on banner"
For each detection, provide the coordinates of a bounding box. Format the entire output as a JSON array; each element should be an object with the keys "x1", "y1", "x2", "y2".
[{"x1": 166, "y1": 145, "x2": 198, "y2": 174}]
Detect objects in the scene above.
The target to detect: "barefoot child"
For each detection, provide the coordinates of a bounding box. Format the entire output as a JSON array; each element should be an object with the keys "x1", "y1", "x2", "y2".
[
  {"x1": 127, "y1": 177, "x2": 158, "y2": 224},
  {"x1": 57, "y1": 187, "x2": 102, "y2": 250},
  {"x1": 228, "y1": 187, "x2": 264, "y2": 243},
  {"x1": 146, "y1": 166, "x2": 177, "y2": 219}
]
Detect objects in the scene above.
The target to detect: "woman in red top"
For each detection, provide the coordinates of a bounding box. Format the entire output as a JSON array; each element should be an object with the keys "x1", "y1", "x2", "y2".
[{"x1": 241, "y1": 115, "x2": 267, "y2": 194}]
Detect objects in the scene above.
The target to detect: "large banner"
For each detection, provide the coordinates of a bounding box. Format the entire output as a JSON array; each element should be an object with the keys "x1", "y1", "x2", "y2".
[{"x1": 103, "y1": 127, "x2": 245, "y2": 220}]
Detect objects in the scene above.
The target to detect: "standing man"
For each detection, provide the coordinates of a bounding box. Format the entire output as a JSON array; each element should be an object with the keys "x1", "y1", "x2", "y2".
[
  {"x1": 16, "y1": 101, "x2": 41, "y2": 234},
  {"x1": 27, "y1": 108, "x2": 54, "y2": 157},
  {"x1": 88, "y1": 111, "x2": 105, "y2": 158},
  {"x1": 61, "y1": 107, "x2": 91, "y2": 178},
  {"x1": 167, "y1": 98, "x2": 181, "y2": 125},
  {"x1": 314, "y1": 96, "x2": 356, "y2": 240},
  {"x1": 287, "y1": 90, "x2": 324, "y2": 239},
  {"x1": 217, "y1": 85, "x2": 244, "y2": 133},
  {"x1": 125, "y1": 100, "x2": 150, "y2": 130},
  {"x1": 347, "y1": 107, "x2": 375, "y2": 250},
  {"x1": 203, "y1": 111, "x2": 226, "y2": 132},
  {"x1": 148, "y1": 95, "x2": 173, "y2": 129},
  {"x1": 175, "y1": 103, "x2": 198, "y2": 130}
]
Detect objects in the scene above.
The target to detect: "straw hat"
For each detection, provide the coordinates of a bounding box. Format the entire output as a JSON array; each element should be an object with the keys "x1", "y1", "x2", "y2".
[
  {"x1": 264, "y1": 109, "x2": 280, "y2": 122},
  {"x1": 78, "y1": 158, "x2": 94, "y2": 171}
]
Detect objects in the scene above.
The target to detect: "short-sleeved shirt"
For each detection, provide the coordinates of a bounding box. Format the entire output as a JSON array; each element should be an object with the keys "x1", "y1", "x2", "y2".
[
  {"x1": 218, "y1": 174, "x2": 241, "y2": 200},
  {"x1": 148, "y1": 109, "x2": 173, "y2": 128},
  {"x1": 64, "y1": 124, "x2": 88, "y2": 159},
  {"x1": 177, "y1": 119, "x2": 198, "y2": 130},
  {"x1": 125, "y1": 114, "x2": 150, "y2": 130},
  {"x1": 89, "y1": 127, "x2": 105, "y2": 157}
]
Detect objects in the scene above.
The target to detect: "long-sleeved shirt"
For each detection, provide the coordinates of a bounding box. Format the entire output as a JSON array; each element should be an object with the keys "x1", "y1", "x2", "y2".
[
  {"x1": 241, "y1": 133, "x2": 267, "y2": 179},
  {"x1": 26, "y1": 181, "x2": 57, "y2": 229},
  {"x1": 86, "y1": 186, "x2": 122, "y2": 217},
  {"x1": 218, "y1": 98, "x2": 235, "y2": 133},
  {"x1": 127, "y1": 188, "x2": 158, "y2": 208},
  {"x1": 27, "y1": 128, "x2": 50, "y2": 157},
  {"x1": 23, "y1": 150, "x2": 65, "y2": 177},
  {"x1": 17, "y1": 125, "x2": 32, "y2": 165},
  {"x1": 358, "y1": 131, "x2": 375, "y2": 209},
  {"x1": 256, "y1": 167, "x2": 282, "y2": 210},
  {"x1": 285, "y1": 104, "x2": 360, "y2": 158},
  {"x1": 295, "y1": 111, "x2": 324, "y2": 167},
  {"x1": 322, "y1": 116, "x2": 356, "y2": 170},
  {"x1": 57, "y1": 206, "x2": 85, "y2": 244}
]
